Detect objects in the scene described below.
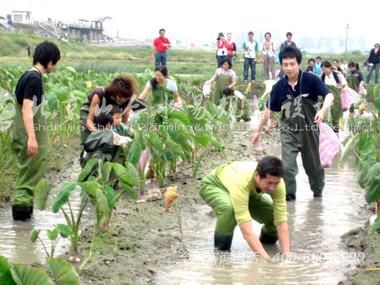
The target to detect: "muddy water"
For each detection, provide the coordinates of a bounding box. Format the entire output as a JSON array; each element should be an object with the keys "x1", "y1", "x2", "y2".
[
  {"x1": 0, "y1": 162, "x2": 83, "y2": 264},
  {"x1": 156, "y1": 120, "x2": 368, "y2": 284}
]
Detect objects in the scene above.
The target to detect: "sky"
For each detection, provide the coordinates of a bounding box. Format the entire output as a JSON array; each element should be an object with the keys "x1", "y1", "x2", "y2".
[{"x1": 1, "y1": 0, "x2": 379, "y2": 50}]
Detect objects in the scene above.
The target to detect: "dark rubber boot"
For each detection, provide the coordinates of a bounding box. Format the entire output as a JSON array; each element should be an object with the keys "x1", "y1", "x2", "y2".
[
  {"x1": 259, "y1": 228, "x2": 278, "y2": 244},
  {"x1": 214, "y1": 234, "x2": 233, "y2": 251},
  {"x1": 12, "y1": 205, "x2": 33, "y2": 221},
  {"x1": 286, "y1": 193, "x2": 296, "y2": 201}
]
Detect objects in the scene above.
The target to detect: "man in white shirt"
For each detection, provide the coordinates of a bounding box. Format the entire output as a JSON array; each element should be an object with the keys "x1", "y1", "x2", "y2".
[{"x1": 242, "y1": 31, "x2": 259, "y2": 84}]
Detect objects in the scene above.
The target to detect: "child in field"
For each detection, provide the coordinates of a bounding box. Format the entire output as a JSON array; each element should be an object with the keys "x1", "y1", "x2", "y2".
[
  {"x1": 111, "y1": 106, "x2": 134, "y2": 139},
  {"x1": 81, "y1": 110, "x2": 133, "y2": 166}
]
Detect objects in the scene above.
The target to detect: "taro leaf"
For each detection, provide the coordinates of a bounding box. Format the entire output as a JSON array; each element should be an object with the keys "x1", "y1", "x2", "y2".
[
  {"x1": 78, "y1": 158, "x2": 99, "y2": 182},
  {"x1": 34, "y1": 179, "x2": 52, "y2": 211},
  {"x1": 112, "y1": 163, "x2": 139, "y2": 187},
  {"x1": 127, "y1": 140, "x2": 143, "y2": 166},
  {"x1": 95, "y1": 189, "x2": 110, "y2": 215},
  {"x1": 365, "y1": 178, "x2": 380, "y2": 204},
  {"x1": 193, "y1": 133, "x2": 211, "y2": 147},
  {"x1": 10, "y1": 263, "x2": 54, "y2": 285},
  {"x1": 56, "y1": 224, "x2": 73, "y2": 238},
  {"x1": 30, "y1": 230, "x2": 40, "y2": 243},
  {"x1": 0, "y1": 256, "x2": 17, "y2": 285},
  {"x1": 101, "y1": 162, "x2": 112, "y2": 185},
  {"x1": 103, "y1": 185, "x2": 117, "y2": 208},
  {"x1": 168, "y1": 109, "x2": 190, "y2": 124},
  {"x1": 47, "y1": 229, "x2": 59, "y2": 241},
  {"x1": 52, "y1": 182, "x2": 78, "y2": 213},
  {"x1": 46, "y1": 258, "x2": 80, "y2": 285}
]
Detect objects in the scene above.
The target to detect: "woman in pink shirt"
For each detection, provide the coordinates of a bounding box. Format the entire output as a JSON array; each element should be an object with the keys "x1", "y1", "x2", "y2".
[{"x1": 216, "y1": 32, "x2": 228, "y2": 67}]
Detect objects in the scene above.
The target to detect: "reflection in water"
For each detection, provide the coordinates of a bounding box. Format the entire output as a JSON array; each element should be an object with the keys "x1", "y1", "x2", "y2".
[
  {"x1": 156, "y1": 142, "x2": 367, "y2": 284},
  {"x1": 0, "y1": 163, "x2": 82, "y2": 264}
]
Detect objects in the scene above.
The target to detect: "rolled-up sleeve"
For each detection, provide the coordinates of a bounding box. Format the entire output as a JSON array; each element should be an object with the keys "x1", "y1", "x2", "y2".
[{"x1": 271, "y1": 179, "x2": 288, "y2": 225}]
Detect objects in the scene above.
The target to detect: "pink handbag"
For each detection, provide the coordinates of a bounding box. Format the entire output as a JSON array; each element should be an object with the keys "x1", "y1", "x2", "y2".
[{"x1": 319, "y1": 123, "x2": 340, "y2": 168}]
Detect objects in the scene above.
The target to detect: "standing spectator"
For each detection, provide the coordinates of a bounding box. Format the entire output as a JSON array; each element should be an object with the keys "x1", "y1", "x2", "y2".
[
  {"x1": 151, "y1": 28, "x2": 171, "y2": 68},
  {"x1": 332, "y1": 59, "x2": 343, "y2": 73},
  {"x1": 339, "y1": 59, "x2": 348, "y2": 77},
  {"x1": 347, "y1": 62, "x2": 365, "y2": 92},
  {"x1": 365, "y1": 43, "x2": 380, "y2": 83},
  {"x1": 216, "y1": 33, "x2": 228, "y2": 67},
  {"x1": 313, "y1": 56, "x2": 322, "y2": 76},
  {"x1": 306, "y1": 58, "x2": 315, "y2": 73},
  {"x1": 280, "y1": 32, "x2": 297, "y2": 50},
  {"x1": 242, "y1": 31, "x2": 259, "y2": 84},
  {"x1": 225, "y1": 33, "x2": 236, "y2": 62},
  {"x1": 262, "y1": 32, "x2": 276, "y2": 80}
]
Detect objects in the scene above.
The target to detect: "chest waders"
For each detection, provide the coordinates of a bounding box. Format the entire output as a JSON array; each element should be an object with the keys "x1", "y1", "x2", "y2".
[
  {"x1": 279, "y1": 79, "x2": 325, "y2": 198},
  {"x1": 11, "y1": 102, "x2": 48, "y2": 220},
  {"x1": 214, "y1": 75, "x2": 231, "y2": 106},
  {"x1": 200, "y1": 170, "x2": 278, "y2": 251}
]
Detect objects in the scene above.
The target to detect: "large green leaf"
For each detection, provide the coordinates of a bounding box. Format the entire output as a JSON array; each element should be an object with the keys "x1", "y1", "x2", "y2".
[
  {"x1": 366, "y1": 178, "x2": 380, "y2": 203},
  {"x1": 112, "y1": 163, "x2": 139, "y2": 187},
  {"x1": 168, "y1": 109, "x2": 190, "y2": 124},
  {"x1": 127, "y1": 141, "x2": 143, "y2": 166},
  {"x1": 10, "y1": 263, "x2": 54, "y2": 285},
  {"x1": 147, "y1": 132, "x2": 164, "y2": 154},
  {"x1": 124, "y1": 162, "x2": 140, "y2": 187},
  {"x1": 103, "y1": 185, "x2": 117, "y2": 208},
  {"x1": 33, "y1": 179, "x2": 52, "y2": 211},
  {"x1": 0, "y1": 256, "x2": 16, "y2": 285},
  {"x1": 52, "y1": 182, "x2": 78, "y2": 213},
  {"x1": 79, "y1": 181, "x2": 102, "y2": 198},
  {"x1": 101, "y1": 162, "x2": 112, "y2": 185},
  {"x1": 56, "y1": 224, "x2": 73, "y2": 238},
  {"x1": 78, "y1": 158, "x2": 99, "y2": 182},
  {"x1": 95, "y1": 189, "x2": 110, "y2": 215},
  {"x1": 193, "y1": 133, "x2": 211, "y2": 147},
  {"x1": 46, "y1": 258, "x2": 80, "y2": 285}
]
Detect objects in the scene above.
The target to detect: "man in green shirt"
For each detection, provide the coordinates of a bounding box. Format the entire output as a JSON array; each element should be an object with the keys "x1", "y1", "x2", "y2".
[{"x1": 200, "y1": 156, "x2": 289, "y2": 260}]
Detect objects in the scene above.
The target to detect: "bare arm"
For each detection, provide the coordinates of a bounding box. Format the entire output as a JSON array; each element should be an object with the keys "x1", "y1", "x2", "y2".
[
  {"x1": 314, "y1": 93, "x2": 334, "y2": 124},
  {"x1": 86, "y1": 94, "x2": 101, "y2": 133},
  {"x1": 239, "y1": 222, "x2": 271, "y2": 260},
  {"x1": 22, "y1": 99, "x2": 38, "y2": 156},
  {"x1": 276, "y1": 222, "x2": 290, "y2": 253},
  {"x1": 138, "y1": 86, "x2": 150, "y2": 102},
  {"x1": 172, "y1": 91, "x2": 182, "y2": 104},
  {"x1": 252, "y1": 107, "x2": 271, "y2": 146}
]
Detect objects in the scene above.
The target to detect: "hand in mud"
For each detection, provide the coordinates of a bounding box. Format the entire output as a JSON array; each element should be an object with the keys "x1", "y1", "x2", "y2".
[
  {"x1": 251, "y1": 130, "x2": 260, "y2": 147},
  {"x1": 27, "y1": 137, "x2": 38, "y2": 156}
]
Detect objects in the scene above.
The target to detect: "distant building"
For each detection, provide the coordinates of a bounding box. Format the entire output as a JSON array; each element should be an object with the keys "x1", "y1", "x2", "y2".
[{"x1": 7, "y1": 10, "x2": 32, "y2": 25}]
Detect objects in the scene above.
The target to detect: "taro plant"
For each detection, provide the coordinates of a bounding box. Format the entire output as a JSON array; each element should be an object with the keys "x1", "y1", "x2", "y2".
[
  {"x1": 127, "y1": 99, "x2": 228, "y2": 188},
  {"x1": 30, "y1": 224, "x2": 73, "y2": 259},
  {"x1": 0, "y1": 255, "x2": 80, "y2": 285},
  {"x1": 341, "y1": 84, "x2": 380, "y2": 234},
  {"x1": 35, "y1": 159, "x2": 139, "y2": 261}
]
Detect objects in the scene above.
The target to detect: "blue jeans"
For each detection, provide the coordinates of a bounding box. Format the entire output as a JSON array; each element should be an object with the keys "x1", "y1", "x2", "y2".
[
  {"x1": 366, "y1": 63, "x2": 379, "y2": 83},
  {"x1": 155, "y1": 52, "x2": 167, "y2": 67},
  {"x1": 243, "y1": 58, "x2": 256, "y2": 81}
]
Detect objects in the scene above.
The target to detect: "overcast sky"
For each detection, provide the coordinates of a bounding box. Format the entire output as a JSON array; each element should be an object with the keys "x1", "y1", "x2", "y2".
[{"x1": 2, "y1": 0, "x2": 379, "y2": 46}]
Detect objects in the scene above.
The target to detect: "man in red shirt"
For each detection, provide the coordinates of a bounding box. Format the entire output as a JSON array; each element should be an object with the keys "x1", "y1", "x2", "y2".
[{"x1": 151, "y1": 28, "x2": 171, "y2": 67}]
